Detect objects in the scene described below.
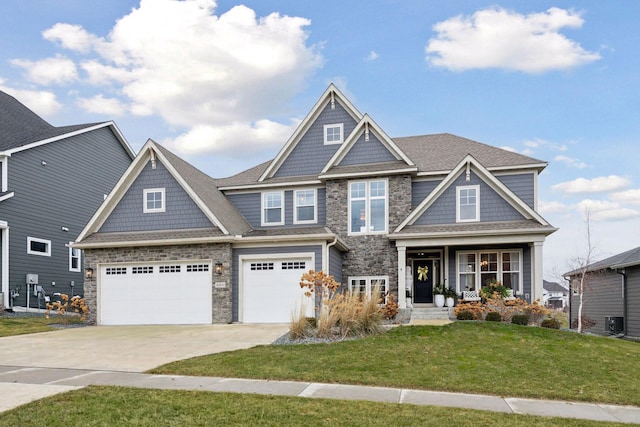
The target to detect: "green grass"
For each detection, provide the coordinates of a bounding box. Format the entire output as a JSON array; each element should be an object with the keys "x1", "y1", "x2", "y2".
[
  {"x1": 0, "y1": 386, "x2": 627, "y2": 427},
  {"x1": 0, "y1": 316, "x2": 62, "y2": 337},
  {"x1": 151, "y1": 322, "x2": 640, "y2": 406}
]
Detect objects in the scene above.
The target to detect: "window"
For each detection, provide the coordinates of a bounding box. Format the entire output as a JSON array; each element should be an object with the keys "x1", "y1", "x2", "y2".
[
  {"x1": 132, "y1": 266, "x2": 154, "y2": 274},
  {"x1": 456, "y1": 250, "x2": 522, "y2": 293},
  {"x1": 324, "y1": 123, "x2": 344, "y2": 145},
  {"x1": 144, "y1": 188, "x2": 165, "y2": 213},
  {"x1": 294, "y1": 189, "x2": 317, "y2": 224},
  {"x1": 187, "y1": 264, "x2": 209, "y2": 272},
  {"x1": 159, "y1": 265, "x2": 180, "y2": 273},
  {"x1": 27, "y1": 237, "x2": 51, "y2": 256},
  {"x1": 261, "y1": 191, "x2": 284, "y2": 226},
  {"x1": 251, "y1": 262, "x2": 274, "y2": 271},
  {"x1": 456, "y1": 185, "x2": 479, "y2": 222},
  {"x1": 105, "y1": 267, "x2": 127, "y2": 275},
  {"x1": 69, "y1": 246, "x2": 81, "y2": 272},
  {"x1": 282, "y1": 261, "x2": 306, "y2": 270},
  {"x1": 349, "y1": 180, "x2": 387, "y2": 234},
  {"x1": 348, "y1": 277, "x2": 388, "y2": 304}
]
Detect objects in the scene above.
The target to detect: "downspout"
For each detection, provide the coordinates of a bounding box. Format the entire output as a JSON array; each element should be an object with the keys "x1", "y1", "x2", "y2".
[
  {"x1": 614, "y1": 269, "x2": 627, "y2": 338},
  {"x1": 325, "y1": 236, "x2": 338, "y2": 276}
]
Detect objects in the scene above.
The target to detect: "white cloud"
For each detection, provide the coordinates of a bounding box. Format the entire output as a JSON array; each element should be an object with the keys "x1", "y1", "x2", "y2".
[
  {"x1": 426, "y1": 7, "x2": 601, "y2": 73},
  {"x1": 10, "y1": 55, "x2": 78, "y2": 85},
  {"x1": 499, "y1": 146, "x2": 517, "y2": 153},
  {"x1": 523, "y1": 138, "x2": 567, "y2": 151},
  {"x1": 77, "y1": 94, "x2": 127, "y2": 116},
  {"x1": 20, "y1": 0, "x2": 323, "y2": 156},
  {"x1": 365, "y1": 51, "x2": 379, "y2": 61},
  {"x1": 576, "y1": 199, "x2": 640, "y2": 221},
  {"x1": 611, "y1": 189, "x2": 640, "y2": 205},
  {"x1": 552, "y1": 175, "x2": 631, "y2": 194},
  {"x1": 554, "y1": 155, "x2": 587, "y2": 169},
  {"x1": 538, "y1": 200, "x2": 570, "y2": 215},
  {"x1": 0, "y1": 83, "x2": 62, "y2": 116}
]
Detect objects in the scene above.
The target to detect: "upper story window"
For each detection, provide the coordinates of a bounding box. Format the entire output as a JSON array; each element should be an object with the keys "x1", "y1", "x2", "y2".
[
  {"x1": 456, "y1": 185, "x2": 479, "y2": 222},
  {"x1": 294, "y1": 189, "x2": 317, "y2": 224},
  {"x1": 143, "y1": 188, "x2": 165, "y2": 213},
  {"x1": 27, "y1": 237, "x2": 51, "y2": 257},
  {"x1": 69, "y1": 245, "x2": 81, "y2": 272},
  {"x1": 262, "y1": 191, "x2": 284, "y2": 226},
  {"x1": 349, "y1": 179, "x2": 387, "y2": 234},
  {"x1": 324, "y1": 123, "x2": 344, "y2": 145}
]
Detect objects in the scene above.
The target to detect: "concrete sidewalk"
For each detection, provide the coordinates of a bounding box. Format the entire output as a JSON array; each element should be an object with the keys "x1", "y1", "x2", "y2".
[{"x1": 0, "y1": 365, "x2": 638, "y2": 424}]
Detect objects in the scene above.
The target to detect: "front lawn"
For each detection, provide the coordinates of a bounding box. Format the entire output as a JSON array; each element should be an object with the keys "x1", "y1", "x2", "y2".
[
  {"x1": 0, "y1": 386, "x2": 627, "y2": 427},
  {"x1": 151, "y1": 322, "x2": 640, "y2": 406},
  {"x1": 0, "y1": 315, "x2": 65, "y2": 337}
]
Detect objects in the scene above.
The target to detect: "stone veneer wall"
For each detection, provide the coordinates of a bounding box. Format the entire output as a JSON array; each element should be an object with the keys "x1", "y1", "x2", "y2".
[
  {"x1": 326, "y1": 175, "x2": 412, "y2": 295},
  {"x1": 83, "y1": 243, "x2": 232, "y2": 324}
]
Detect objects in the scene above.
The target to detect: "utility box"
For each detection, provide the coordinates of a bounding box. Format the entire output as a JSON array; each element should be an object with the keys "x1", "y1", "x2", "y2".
[
  {"x1": 605, "y1": 316, "x2": 624, "y2": 334},
  {"x1": 26, "y1": 274, "x2": 38, "y2": 284}
]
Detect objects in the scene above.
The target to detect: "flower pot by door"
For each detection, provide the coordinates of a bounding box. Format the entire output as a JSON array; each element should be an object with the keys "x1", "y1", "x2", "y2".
[
  {"x1": 434, "y1": 294, "x2": 445, "y2": 308},
  {"x1": 446, "y1": 297, "x2": 455, "y2": 307}
]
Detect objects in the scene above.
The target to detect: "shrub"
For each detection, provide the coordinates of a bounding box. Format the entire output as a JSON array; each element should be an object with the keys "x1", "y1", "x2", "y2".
[
  {"x1": 485, "y1": 311, "x2": 502, "y2": 322},
  {"x1": 382, "y1": 292, "x2": 398, "y2": 320},
  {"x1": 511, "y1": 314, "x2": 529, "y2": 325},
  {"x1": 456, "y1": 310, "x2": 475, "y2": 320},
  {"x1": 46, "y1": 294, "x2": 88, "y2": 322},
  {"x1": 541, "y1": 318, "x2": 561, "y2": 329},
  {"x1": 571, "y1": 315, "x2": 596, "y2": 330}
]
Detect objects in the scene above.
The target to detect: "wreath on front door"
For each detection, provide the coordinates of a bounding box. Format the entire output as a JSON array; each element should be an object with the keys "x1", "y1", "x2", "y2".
[{"x1": 417, "y1": 266, "x2": 429, "y2": 281}]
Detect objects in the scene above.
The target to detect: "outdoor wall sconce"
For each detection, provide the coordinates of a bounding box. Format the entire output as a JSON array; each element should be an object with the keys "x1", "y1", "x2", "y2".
[
  {"x1": 85, "y1": 267, "x2": 94, "y2": 279},
  {"x1": 214, "y1": 262, "x2": 223, "y2": 275}
]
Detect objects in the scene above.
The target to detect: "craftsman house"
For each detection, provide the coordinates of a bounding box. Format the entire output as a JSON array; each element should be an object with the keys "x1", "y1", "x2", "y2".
[
  {"x1": 0, "y1": 91, "x2": 135, "y2": 309},
  {"x1": 73, "y1": 84, "x2": 556, "y2": 325}
]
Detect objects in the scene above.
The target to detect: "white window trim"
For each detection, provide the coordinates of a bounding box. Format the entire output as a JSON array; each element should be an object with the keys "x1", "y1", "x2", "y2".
[
  {"x1": 348, "y1": 276, "x2": 389, "y2": 304},
  {"x1": 261, "y1": 191, "x2": 285, "y2": 226},
  {"x1": 456, "y1": 185, "x2": 480, "y2": 223},
  {"x1": 27, "y1": 237, "x2": 51, "y2": 257},
  {"x1": 293, "y1": 189, "x2": 317, "y2": 225},
  {"x1": 143, "y1": 188, "x2": 166, "y2": 213},
  {"x1": 323, "y1": 123, "x2": 344, "y2": 145},
  {"x1": 348, "y1": 179, "x2": 388, "y2": 235},
  {"x1": 69, "y1": 244, "x2": 81, "y2": 272},
  {"x1": 455, "y1": 250, "x2": 523, "y2": 294}
]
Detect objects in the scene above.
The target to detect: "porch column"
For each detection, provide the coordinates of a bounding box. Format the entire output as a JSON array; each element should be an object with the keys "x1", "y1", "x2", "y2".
[
  {"x1": 398, "y1": 246, "x2": 406, "y2": 309},
  {"x1": 531, "y1": 241, "x2": 543, "y2": 303}
]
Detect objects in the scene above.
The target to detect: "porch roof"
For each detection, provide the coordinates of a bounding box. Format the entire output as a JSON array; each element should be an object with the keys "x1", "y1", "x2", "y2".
[{"x1": 389, "y1": 220, "x2": 557, "y2": 241}]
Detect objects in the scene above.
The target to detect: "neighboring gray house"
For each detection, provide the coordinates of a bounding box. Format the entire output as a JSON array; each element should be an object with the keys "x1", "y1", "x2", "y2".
[
  {"x1": 73, "y1": 84, "x2": 556, "y2": 325},
  {"x1": 566, "y1": 246, "x2": 640, "y2": 338},
  {"x1": 0, "y1": 91, "x2": 135, "y2": 309},
  {"x1": 543, "y1": 279, "x2": 569, "y2": 310}
]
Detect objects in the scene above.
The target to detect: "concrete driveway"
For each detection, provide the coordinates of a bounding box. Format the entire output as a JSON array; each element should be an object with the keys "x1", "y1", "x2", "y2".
[{"x1": 0, "y1": 324, "x2": 289, "y2": 372}]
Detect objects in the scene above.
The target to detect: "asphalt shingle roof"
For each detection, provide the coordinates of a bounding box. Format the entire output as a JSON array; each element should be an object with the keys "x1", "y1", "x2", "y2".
[
  {"x1": 392, "y1": 220, "x2": 555, "y2": 236},
  {"x1": 565, "y1": 246, "x2": 640, "y2": 275}
]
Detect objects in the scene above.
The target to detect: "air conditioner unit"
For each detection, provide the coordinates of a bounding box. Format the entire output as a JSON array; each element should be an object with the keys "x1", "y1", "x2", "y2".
[
  {"x1": 26, "y1": 274, "x2": 38, "y2": 285},
  {"x1": 605, "y1": 316, "x2": 624, "y2": 334}
]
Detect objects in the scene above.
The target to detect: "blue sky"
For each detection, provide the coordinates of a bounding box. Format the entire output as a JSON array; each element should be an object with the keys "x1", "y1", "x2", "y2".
[{"x1": 1, "y1": 0, "x2": 639, "y2": 280}]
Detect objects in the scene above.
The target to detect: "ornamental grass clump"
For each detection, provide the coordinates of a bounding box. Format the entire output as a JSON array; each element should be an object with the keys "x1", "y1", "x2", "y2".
[{"x1": 45, "y1": 294, "x2": 88, "y2": 322}]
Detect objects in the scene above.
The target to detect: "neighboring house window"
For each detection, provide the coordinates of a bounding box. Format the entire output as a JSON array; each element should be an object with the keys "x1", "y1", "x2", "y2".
[
  {"x1": 324, "y1": 123, "x2": 344, "y2": 145},
  {"x1": 143, "y1": 188, "x2": 165, "y2": 213},
  {"x1": 294, "y1": 189, "x2": 317, "y2": 224},
  {"x1": 27, "y1": 237, "x2": 51, "y2": 257},
  {"x1": 261, "y1": 191, "x2": 284, "y2": 226},
  {"x1": 348, "y1": 276, "x2": 388, "y2": 304},
  {"x1": 457, "y1": 250, "x2": 522, "y2": 293},
  {"x1": 349, "y1": 180, "x2": 387, "y2": 234},
  {"x1": 69, "y1": 246, "x2": 81, "y2": 272},
  {"x1": 456, "y1": 185, "x2": 480, "y2": 222}
]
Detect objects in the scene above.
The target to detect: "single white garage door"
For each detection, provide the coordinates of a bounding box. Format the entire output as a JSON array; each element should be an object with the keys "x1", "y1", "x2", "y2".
[
  {"x1": 242, "y1": 257, "x2": 314, "y2": 323},
  {"x1": 99, "y1": 261, "x2": 212, "y2": 325}
]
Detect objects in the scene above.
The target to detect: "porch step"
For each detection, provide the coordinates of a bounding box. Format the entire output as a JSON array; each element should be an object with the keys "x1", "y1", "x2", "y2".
[{"x1": 410, "y1": 307, "x2": 453, "y2": 321}]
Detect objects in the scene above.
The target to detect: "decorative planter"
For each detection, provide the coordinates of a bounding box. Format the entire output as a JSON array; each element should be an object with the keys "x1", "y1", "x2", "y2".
[
  {"x1": 446, "y1": 297, "x2": 455, "y2": 307},
  {"x1": 406, "y1": 297, "x2": 413, "y2": 308},
  {"x1": 434, "y1": 294, "x2": 445, "y2": 308}
]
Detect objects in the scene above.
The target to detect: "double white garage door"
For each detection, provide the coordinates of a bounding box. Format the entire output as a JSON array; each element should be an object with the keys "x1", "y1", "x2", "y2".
[{"x1": 99, "y1": 256, "x2": 313, "y2": 325}]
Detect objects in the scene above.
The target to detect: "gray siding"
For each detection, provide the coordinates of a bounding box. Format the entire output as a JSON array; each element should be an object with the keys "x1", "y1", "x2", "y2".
[
  {"x1": 411, "y1": 180, "x2": 440, "y2": 208},
  {"x1": 626, "y1": 266, "x2": 640, "y2": 339},
  {"x1": 231, "y1": 245, "x2": 323, "y2": 321},
  {"x1": 329, "y1": 245, "x2": 343, "y2": 285},
  {"x1": 339, "y1": 133, "x2": 396, "y2": 166},
  {"x1": 0, "y1": 127, "x2": 132, "y2": 306},
  {"x1": 497, "y1": 173, "x2": 535, "y2": 208},
  {"x1": 415, "y1": 171, "x2": 526, "y2": 225},
  {"x1": 100, "y1": 160, "x2": 213, "y2": 232},
  {"x1": 274, "y1": 101, "x2": 357, "y2": 177},
  {"x1": 570, "y1": 270, "x2": 624, "y2": 335},
  {"x1": 227, "y1": 188, "x2": 326, "y2": 228}
]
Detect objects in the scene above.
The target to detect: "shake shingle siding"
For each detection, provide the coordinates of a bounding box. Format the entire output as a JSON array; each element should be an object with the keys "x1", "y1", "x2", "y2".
[
  {"x1": 497, "y1": 173, "x2": 535, "y2": 208},
  {"x1": 339, "y1": 133, "x2": 396, "y2": 166},
  {"x1": 99, "y1": 160, "x2": 213, "y2": 233},
  {"x1": 274, "y1": 102, "x2": 357, "y2": 177},
  {"x1": 411, "y1": 180, "x2": 440, "y2": 208}
]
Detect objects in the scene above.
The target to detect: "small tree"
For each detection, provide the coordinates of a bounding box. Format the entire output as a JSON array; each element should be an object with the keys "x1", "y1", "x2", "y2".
[
  {"x1": 299, "y1": 270, "x2": 340, "y2": 314},
  {"x1": 567, "y1": 208, "x2": 597, "y2": 333}
]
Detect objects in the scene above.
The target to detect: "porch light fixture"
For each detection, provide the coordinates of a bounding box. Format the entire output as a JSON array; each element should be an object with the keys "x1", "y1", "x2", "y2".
[
  {"x1": 85, "y1": 267, "x2": 94, "y2": 279},
  {"x1": 214, "y1": 262, "x2": 223, "y2": 275}
]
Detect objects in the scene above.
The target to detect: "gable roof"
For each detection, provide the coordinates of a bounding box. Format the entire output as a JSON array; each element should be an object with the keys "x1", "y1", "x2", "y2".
[
  {"x1": 75, "y1": 139, "x2": 251, "y2": 245},
  {"x1": 543, "y1": 280, "x2": 568, "y2": 293},
  {"x1": 395, "y1": 154, "x2": 552, "y2": 232},
  {"x1": 0, "y1": 90, "x2": 134, "y2": 158},
  {"x1": 258, "y1": 83, "x2": 363, "y2": 181},
  {"x1": 565, "y1": 246, "x2": 640, "y2": 276}
]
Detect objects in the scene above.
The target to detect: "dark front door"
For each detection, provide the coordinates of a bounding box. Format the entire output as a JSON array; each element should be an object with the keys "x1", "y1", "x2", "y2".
[{"x1": 413, "y1": 260, "x2": 434, "y2": 303}]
